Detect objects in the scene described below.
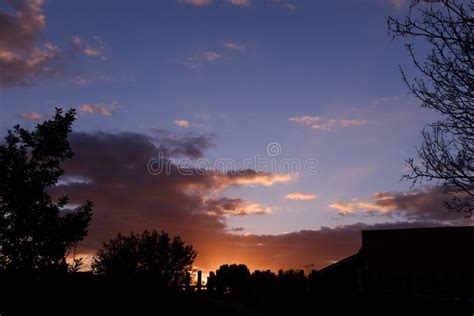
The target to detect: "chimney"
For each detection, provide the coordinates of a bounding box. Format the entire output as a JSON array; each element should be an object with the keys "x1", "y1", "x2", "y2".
[{"x1": 197, "y1": 270, "x2": 202, "y2": 291}]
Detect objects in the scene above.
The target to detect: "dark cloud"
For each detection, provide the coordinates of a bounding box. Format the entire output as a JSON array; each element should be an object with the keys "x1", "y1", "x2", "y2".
[
  {"x1": 371, "y1": 189, "x2": 465, "y2": 222},
  {"x1": 150, "y1": 129, "x2": 216, "y2": 159},
  {"x1": 0, "y1": 0, "x2": 45, "y2": 54},
  {"x1": 209, "y1": 221, "x2": 447, "y2": 271},
  {"x1": 330, "y1": 188, "x2": 471, "y2": 224},
  {"x1": 0, "y1": 0, "x2": 64, "y2": 87},
  {"x1": 229, "y1": 227, "x2": 245, "y2": 232},
  {"x1": 0, "y1": 0, "x2": 107, "y2": 88},
  {"x1": 53, "y1": 131, "x2": 287, "y2": 256},
  {"x1": 54, "y1": 131, "x2": 472, "y2": 272}
]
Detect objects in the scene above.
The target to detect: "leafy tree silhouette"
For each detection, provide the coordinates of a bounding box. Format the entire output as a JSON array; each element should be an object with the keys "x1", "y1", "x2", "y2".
[
  {"x1": 209, "y1": 264, "x2": 251, "y2": 297},
  {"x1": 92, "y1": 230, "x2": 197, "y2": 288},
  {"x1": 0, "y1": 108, "x2": 92, "y2": 275}
]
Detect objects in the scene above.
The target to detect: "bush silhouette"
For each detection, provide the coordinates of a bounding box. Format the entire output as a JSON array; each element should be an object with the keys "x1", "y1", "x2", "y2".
[
  {"x1": 0, "y1": 108, "x2": 92, "y2": 275},
  {"x1": 92, "y1": 229, "x2": 197, "y2": 288}
]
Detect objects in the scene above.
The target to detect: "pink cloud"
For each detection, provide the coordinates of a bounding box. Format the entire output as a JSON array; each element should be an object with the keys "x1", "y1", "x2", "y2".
[
  {"x1": 19, "y1": 111, "x2": 47, "y2": 121},
  {"x1": 289, "y1": 115, "x2": 368, "y2": 132},
  {"x1": 79, "y1": 101, "x2": 118, "y2": 116}
]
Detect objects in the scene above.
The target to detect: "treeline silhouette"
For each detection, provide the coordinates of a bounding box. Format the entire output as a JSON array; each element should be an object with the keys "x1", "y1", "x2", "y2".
[{"x1": 203, "y1": 263, "x2": 474, "y2": 315}]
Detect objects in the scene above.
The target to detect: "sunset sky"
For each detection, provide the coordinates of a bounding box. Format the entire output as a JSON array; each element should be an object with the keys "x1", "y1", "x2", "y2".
[{"x1": 1, "y1": 0, "x2": 472, "y2": 273}]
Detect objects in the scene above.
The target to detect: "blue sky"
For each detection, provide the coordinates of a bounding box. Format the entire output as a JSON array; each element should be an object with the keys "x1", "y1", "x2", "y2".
[{"x1": 2, "y1": 0, "x2": 461, "y2": 269}]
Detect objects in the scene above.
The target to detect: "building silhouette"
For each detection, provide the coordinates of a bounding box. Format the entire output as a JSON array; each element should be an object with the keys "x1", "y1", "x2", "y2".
[{"x1": 313, "y1": 226, "x2": 474, "y2": 299}]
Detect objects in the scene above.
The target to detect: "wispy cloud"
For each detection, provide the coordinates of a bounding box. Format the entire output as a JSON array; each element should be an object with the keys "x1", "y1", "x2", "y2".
[
  {"x1": 173, "y1": 119, "x2": 191, "y2": 128},
  {"x1": 205, "y1": 197, "x2": 271, "y2": 216},
  {"x1": 79, "y1": 101, "x2": 118, "y2": 116},
  {"x1": 179, "y1": 0, "x2": 251, "y2": 7},
  {"x1": 172, "y1": 51, "x2": 223, "y2": 69},
  {"x1": 227, "y1": 0, "x2": 251, "y2": 7},
  {"x1": 387, "y1": 0, "x2": 438, "y2": 9},
  {"x1": 71, "y1": 74, "x2": 135, "y2": 85},
  {"x1": 179, "y1": 0, "x2": 295, "y2": 10},
  {"x1": 283, "y1": 3, "x2": 296, "y2": 11},
  {"x1": 195, "y1": 113, "x2": 211, "y2": 120},
  {"x1": 72, "y1": 35, "x2": 107, "y2": 60},
  {"x1": 389, "y1": 0, "x2": 408, "y2": 8},
  {"x1": 224, "y1": 41, "x2": 246, "y2": 51},
  {"x1": 269, "y1": 0, "x2": 297, "y2": 11},
  {"x1": 221, "y1": 172, "x2": 294, "y2": 187},
  {"x1": 289, "y1": 116, "x2": 368, "y2": 132},
  {"x1": 203, "y1": 51, "x2": 222, "y2": 61},
  {"x1": 19, "y1": 111, "x2": 47, "y2": 121},
  {"x1": 180, "y1": 0, "x2": 213, "y2": 6},
  {"x1": 329, "y1": 198, "x2": 395, "y2": 216},
  {"x1": 285, "y1": 192, "x2": 317, "y2": 200}
]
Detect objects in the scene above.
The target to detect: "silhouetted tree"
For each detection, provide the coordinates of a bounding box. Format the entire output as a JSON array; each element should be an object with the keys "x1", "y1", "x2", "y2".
[
  {"x1": 92, "y1": 230, "x2": 197, "y2": 287},
  {"x1": 388, "y1": 1, "x2": 474, "y2": 215},
  {"x1": 211, "y1": 264, "x2": 251, "y2": 297},
  {"x1": 249, "y1": 270, "x2": 278, "y2": 300},
  {"x1": 0, "y1": 108, "x2": 92, "y2": 275},
  {"x1": 277, "y1": 269, "x2": 307, "y2": 295}
]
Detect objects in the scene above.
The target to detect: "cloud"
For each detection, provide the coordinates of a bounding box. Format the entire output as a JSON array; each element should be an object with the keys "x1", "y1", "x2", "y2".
[
  {"x1": 285, "y1": 192, "x2": 317, "y2": 200},
  {"x1": 224, "y1": 41, "x2": 246, "y2": 51},
  {"x1": 150, "y1": 129, "x2": 216, "y2": 158},
  {"x1": 51, "y1": 131, "x2": 288, "y2": 255},
  {"x1": 179, "y1": 0, "x2": 296, "y2": 9},
  {"x1": 389, "y1": 0, "x2": 407, "y2": 8},
  {"x1": 0, "y1": 38, "x2": 62, "y2": 87},
  {"x1": 72, "y1": 35, "x2": 107, "y2": 60},
  {"x1": 71, "y1": 74, "x2": 135, "y2": 85},
  {"x1": 19, "y1": 111, "x2": 46, "y2": 121},
  {"x1": 289, "y1": 116, "x2": 368, "y2": 132},
  {"x1": 203, "y1": 51, "x2": 222, "y2": 61},
  {"x1": 329, "y1": 200, "x2": 393, "y2": 215},
  {"x1": 79, "y1": 101, "x2": 118, "y2": 116},
  {"x1": 269, "y1": 0, "x2": 296, "y2": 10},
  {"x1": 218, "y1": 171, "x2": 293, "y2": 187},
  {"x1": 387, "y1": 0, "x2": 439, "y2": 9},
  {"x1": 227, "y1": 0, "x2": 251, "y2": 7},
  {"x1": 180, "y1": 0, "x2": 213, "y2": 6},
  {"x1": 71, "y1": 75, "x2": 91, "y2": 85},
  {"x1": 173, "y1": 51, "x2": 223, "y2": 69},
  {"x1": 0, "y1": 0, "x2": 45, "y2": 53},
  {"x1": 211, "y1": 221, "x2": 454, "y2": 271},
  {"x1": 0, "y1": 1, "x2": 108, "y2": 88},
  {"x1": 179, "y1": 0, "x2": 251, "y2": 7},
  {"x1": 174, "y1": 120, "x2": 191, "y2": 128},
  {"x1": 329, "y1": 187, "x2": 470, "y2": 224},
  {"x1": 205, "y1": 197, "x2": 271, "y2": 216}
]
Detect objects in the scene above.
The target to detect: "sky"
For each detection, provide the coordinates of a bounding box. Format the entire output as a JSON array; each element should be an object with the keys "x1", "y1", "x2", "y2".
[{"x1": 1, "y1": 0, "x2": 472, "y2": 273}]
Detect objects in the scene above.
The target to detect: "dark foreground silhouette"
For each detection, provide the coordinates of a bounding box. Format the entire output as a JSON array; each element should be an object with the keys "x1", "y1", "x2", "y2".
[
  {"x1": 2, "y1": 226, "x2": 474, "y2": 316},
  {"x1": 1, "y1": 111, "x2": 473, "y2": 315},
  {"x1": 0, "y1": 267, "x2": 472, "y2": 315}
]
